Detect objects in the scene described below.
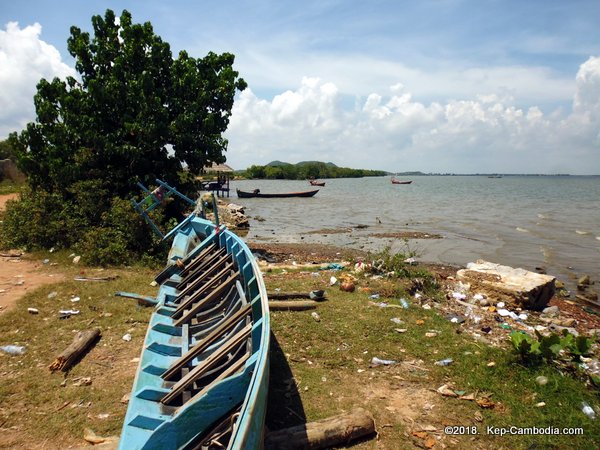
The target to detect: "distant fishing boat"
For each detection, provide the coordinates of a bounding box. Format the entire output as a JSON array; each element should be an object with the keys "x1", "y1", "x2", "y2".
[
  {"x1": 309, "y1": 180, "x2": 326, "y2": 186},
  {"x1": 391, "y1": 177, "x2": 413, "y2": 185},
  {"x1": 120, "y1": 189, "x2": 270, "y2": 450},
  {"x1": 237, "y1": 188, "x2": 319, "y2": 198}
]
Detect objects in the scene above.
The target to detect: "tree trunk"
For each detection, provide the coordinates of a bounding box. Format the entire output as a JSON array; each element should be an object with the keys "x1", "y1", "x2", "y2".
[
  {"x1": 265, "y1": 408, "x2": 376, "y2": 450},
  {"x1": 49, "y1": 328, "x2": 101, "y2": 372}
]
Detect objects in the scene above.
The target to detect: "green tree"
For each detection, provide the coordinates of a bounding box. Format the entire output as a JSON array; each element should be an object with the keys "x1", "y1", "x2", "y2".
[
  {"x1": 2, "y1": 9, "x2": 246, "y2": 263},
  {"x1": 0, "y1": 139, "x2": 16, "y2": 161},
  {"x1": 9, "y1": 9, "x2": 246, "y2": 198}
]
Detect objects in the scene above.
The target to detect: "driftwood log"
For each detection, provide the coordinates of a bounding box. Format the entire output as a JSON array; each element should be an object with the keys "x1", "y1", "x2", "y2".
[
  {"x1": 268, "y1": 292, "x2": 325, "y2": 301},
  {"x1": 49, "y1": 328, "x2": 101, "y2": 372},
  {"x1": 265, "y1": 408, "x2": 376, "y2": 450},
  {"x1": 268, "y1": 300, "x2": 318, "y2": 311}
]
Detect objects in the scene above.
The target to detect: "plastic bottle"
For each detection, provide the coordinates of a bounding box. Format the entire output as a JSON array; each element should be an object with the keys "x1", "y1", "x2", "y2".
[
  {"x1": 0, "y1": 345, "x2": 26, "y2": 355},
  {"x1": 435, "y1": 358, "x2": 454, "y2": 366},
  {"x1": 399, "y1": 298, "x2": 409, "y2": 309},
  {"x1": 582, "y1": 402, "x2": 596, "y2": 419}
]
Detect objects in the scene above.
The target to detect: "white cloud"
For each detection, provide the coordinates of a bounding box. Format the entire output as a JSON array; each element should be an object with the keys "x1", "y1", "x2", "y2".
[
  {"x1": 226, "y1": 56, "x2": 600, "y2": 174},
  {"x1": 0, "y1": 22, "x2": 76, "y2": 138}
]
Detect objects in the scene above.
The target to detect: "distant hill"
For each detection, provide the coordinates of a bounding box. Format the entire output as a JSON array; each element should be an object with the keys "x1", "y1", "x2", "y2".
[
  {"x1": 244, "y1": 160, "x2": 386, "y2": 180},
  {"x1": 266, "y1": 160, "x2": 338, "y2": 168}
]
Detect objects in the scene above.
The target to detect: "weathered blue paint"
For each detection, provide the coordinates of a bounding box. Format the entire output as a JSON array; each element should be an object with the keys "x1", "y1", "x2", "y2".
[{"x1": 118, "y1": 215, "x2": 270, "y2": 450}]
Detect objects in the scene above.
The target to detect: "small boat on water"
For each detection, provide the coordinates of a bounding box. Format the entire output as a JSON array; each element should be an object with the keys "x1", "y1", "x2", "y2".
[
  {"x1": 237, "y1": 188, "x2": 319, "y2": 198},
  {"x1": 309, "y1": 180, "x2": 326, "y2": 187},
  {"x1": 391, "y1": 178, "x2": 412, "y2": 185},
  {"x1": 119, "y1": 206, "x2": 270, "y2": 449}
]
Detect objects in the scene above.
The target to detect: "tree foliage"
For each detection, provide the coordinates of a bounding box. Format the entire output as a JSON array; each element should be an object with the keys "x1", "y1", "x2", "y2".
[
  {"x1": 9, "y1": 9, "x2": 246, "y2": 198},
  {"x1": 2, "y1": 9, "x2": 246, "y2": 263},
  {"x1": 244, "y1": 161, "x2": 387, "y2": 180}
]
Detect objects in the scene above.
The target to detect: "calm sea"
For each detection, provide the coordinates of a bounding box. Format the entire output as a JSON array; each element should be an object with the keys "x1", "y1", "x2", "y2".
[{"x1": 232, "y1": 176, "x2": 600, "y2": 289}]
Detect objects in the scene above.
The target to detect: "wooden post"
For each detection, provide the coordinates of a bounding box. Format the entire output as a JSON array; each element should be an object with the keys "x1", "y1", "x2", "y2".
[
  {"x1": 265, "y1": 408, "x2": 376, "y2": 450},
  {"x1": 49, "y1": 328, "x2": 101, "y2": 372}
]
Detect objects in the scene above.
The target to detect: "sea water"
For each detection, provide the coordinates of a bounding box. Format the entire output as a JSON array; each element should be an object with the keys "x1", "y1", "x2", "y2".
[{"x1": 232, "y1": 175, "x2": 600, "y2": 289}]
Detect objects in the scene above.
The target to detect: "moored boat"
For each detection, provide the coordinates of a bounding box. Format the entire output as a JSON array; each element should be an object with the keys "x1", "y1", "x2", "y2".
[
  {"x1": 236, "y1": 188, "x2": 319, "y2": 198},
  {"x1": 391, "y1": 178, "x2": 412, "y2": 185},
  {"x1": 118, "y1": 212, "x2": 270, "y2": 449},
  {"x1": 309, "y1": 180, "x2": 326, "y2": 187}
]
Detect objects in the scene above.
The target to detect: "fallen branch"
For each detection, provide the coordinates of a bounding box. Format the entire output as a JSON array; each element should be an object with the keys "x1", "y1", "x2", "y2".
[
  {"x1": 74, "y1": 276, "x2": 118, "y2": 282},
  {"x1": 269, "y1": 300, "x2": 318, "y2": 311},
  {"x1": 265, "y1": 407, "x2": 376, "y2": 450},
  {"x1": 49, "y1": 328, "x2": 101, "y2": 372}
]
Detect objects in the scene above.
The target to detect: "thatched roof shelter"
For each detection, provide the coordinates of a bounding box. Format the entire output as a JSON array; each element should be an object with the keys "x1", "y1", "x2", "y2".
[{"x1": 205, "y1": 162, "x2": 234, "y2": 173}]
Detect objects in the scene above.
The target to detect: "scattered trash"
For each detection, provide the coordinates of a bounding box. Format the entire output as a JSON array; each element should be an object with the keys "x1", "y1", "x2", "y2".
[
  {"x1": 72, "y1": 255, "x2": 81, "y2": 264},
  {"x1": 435, "y1": 358, "x2": 453, "y2": 366},
  {"x1": 582, "y1": 402, "x2": 596, "y2": 419},
  {"x1": 309, "y1": 290, "x2": 325, "y2": 300},
  {"x1": 445, "y1": 313, "x2": 465, "y2": 324},
  {"x1": 321, "y1": 263, "x2": 343, "y2": 271},
  {"x1": 452, "y1": 292, "x2": 467, "y2": 300},
  {"x1": 394, "y1": 328, "x2": 408, "y2": 333},
  {"x1": 422, "y1": 304, "x2": 432, "y2": 310},
  {"x1": 425, "y1": 332, "x2": 438, "y2": 338},
  {"x1": 97, "y1": 413, "x2": 110, "y2": 420},
  {"x1": 311, "y1": 312, "x2": 321, "y2": 322},
  {"x1": 369, "y1": 294, "x2": 380, "y2": 300},
  {"x1": 71, "y1": 296, "x2": 81, "y2": 303},
  {"x1": 535, "y1": 402, "x2": 546, "y2": 408},
  {"x1": 121, "y1": 393, "x2": 131, "y2": 404},
  {"x1": 329, "y1": 276, "x2": 338, "y2": 286},
  {"x1": 0, "y1": 345, "x2": 26, "y2": 355},
  {"x1": 72, "y1": 377, "x2": 92, "y2": 387},
  {"x1": 42, "y1": 259, "x2": 50, "y2": 264},
  {"x1": 481, "y1": 326, "x2": 492, "y2": 334},
  {"x1": 535, "y1": 376, "x2": 548, "y2": 386},
  {"x1": 404, "y1": 257, "x2": 417, "y2": 265},
  {"x1": 487, "y1": 361, "x2": 496, "y2": 367},
  {"x1": 371, "y1": 357, "x2": 397, "y2": 367},
  {"x1": 390, "y1": 317, "x2": 403, "y2": 325},
  {"x1": 47, "y1": 291, "x2": 58, "y2": 299},
  {"x1": 496, "y1": 302, "x2": 505, "y2": 308},
  {"x1": 59, "y1": 310, "x2": 80, "y2": 319},
  {"x1": 122, "y1": 333, "x2": 132, "y2": 342},
  {"x1": 400, "y1": 298, "x2": 409, "y2": 308},
  {"x1": 437, "y1": 384, "x2": 458, "y2": 397},
  {"x1": 27, "y1": 307, "x2": 39, "y2": 314},
  {"x1": 150, "y1": 281, "x2": 158, "y2": 287},
  {"x1": 340, "y1": 281, "x2": 355, "y2": 292}
]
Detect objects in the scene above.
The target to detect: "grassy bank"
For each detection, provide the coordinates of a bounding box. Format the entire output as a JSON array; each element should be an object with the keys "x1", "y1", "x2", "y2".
[{"x1": 0, "y1": 251, "x2": 598, "y2": 449}]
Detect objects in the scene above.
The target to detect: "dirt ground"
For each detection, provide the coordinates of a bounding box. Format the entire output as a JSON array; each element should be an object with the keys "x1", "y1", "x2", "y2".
[{"x1": 0, "y1": 193, "x2": 66, "y2": 314}]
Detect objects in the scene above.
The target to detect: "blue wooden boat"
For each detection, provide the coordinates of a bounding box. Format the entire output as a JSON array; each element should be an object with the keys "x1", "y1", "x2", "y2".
[{"x1": 118, "y1": 203, "x2": 270, "y2": 449}]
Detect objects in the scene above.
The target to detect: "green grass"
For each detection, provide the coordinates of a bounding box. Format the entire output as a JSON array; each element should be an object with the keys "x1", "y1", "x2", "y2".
[
  {"x1": 264, "y1": 267, "x2": 600, "y2": 449},
  {"x1": 1, "y1": 259, "x2": 598, "y2": 449}
]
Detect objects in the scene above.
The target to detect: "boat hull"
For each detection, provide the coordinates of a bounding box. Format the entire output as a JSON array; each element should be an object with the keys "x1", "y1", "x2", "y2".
[
  {"x1": 236, "y1": 188, "x2": 319, "y2": 198},
  {"x1": 118, "y1": 215, "x2": 270, "y2": 450}
]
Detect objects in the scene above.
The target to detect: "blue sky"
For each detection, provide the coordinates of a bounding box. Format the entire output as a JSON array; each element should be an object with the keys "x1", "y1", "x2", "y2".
[{"x1": 1, "y1": 1, "x2": 600, "y2": 173}]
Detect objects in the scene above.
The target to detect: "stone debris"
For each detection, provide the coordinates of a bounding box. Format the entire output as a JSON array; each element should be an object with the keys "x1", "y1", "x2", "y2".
[{"x1": 456, "y1": 260, "x2": 555, "y2": 310}]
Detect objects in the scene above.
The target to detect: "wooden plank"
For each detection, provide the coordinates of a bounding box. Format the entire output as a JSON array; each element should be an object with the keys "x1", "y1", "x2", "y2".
[
  {"x1": 173, "y1": 262, "x2": 235, "y2": 318},
  {"x1": 162, "y1": 304, "x2": 252, "y2": 381},
  {"x1": 161, "y1": 324, "x2": 252, "y2": 405},
  {"x1": 177, "y1": 250, "x2": 231, "y2": 291},
  {"x1": 174, "y1": 272, "x2": 240, "y2": 326},
  {"x1": 175, "y1": 254, "x2": 232, "y2": 301}
]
